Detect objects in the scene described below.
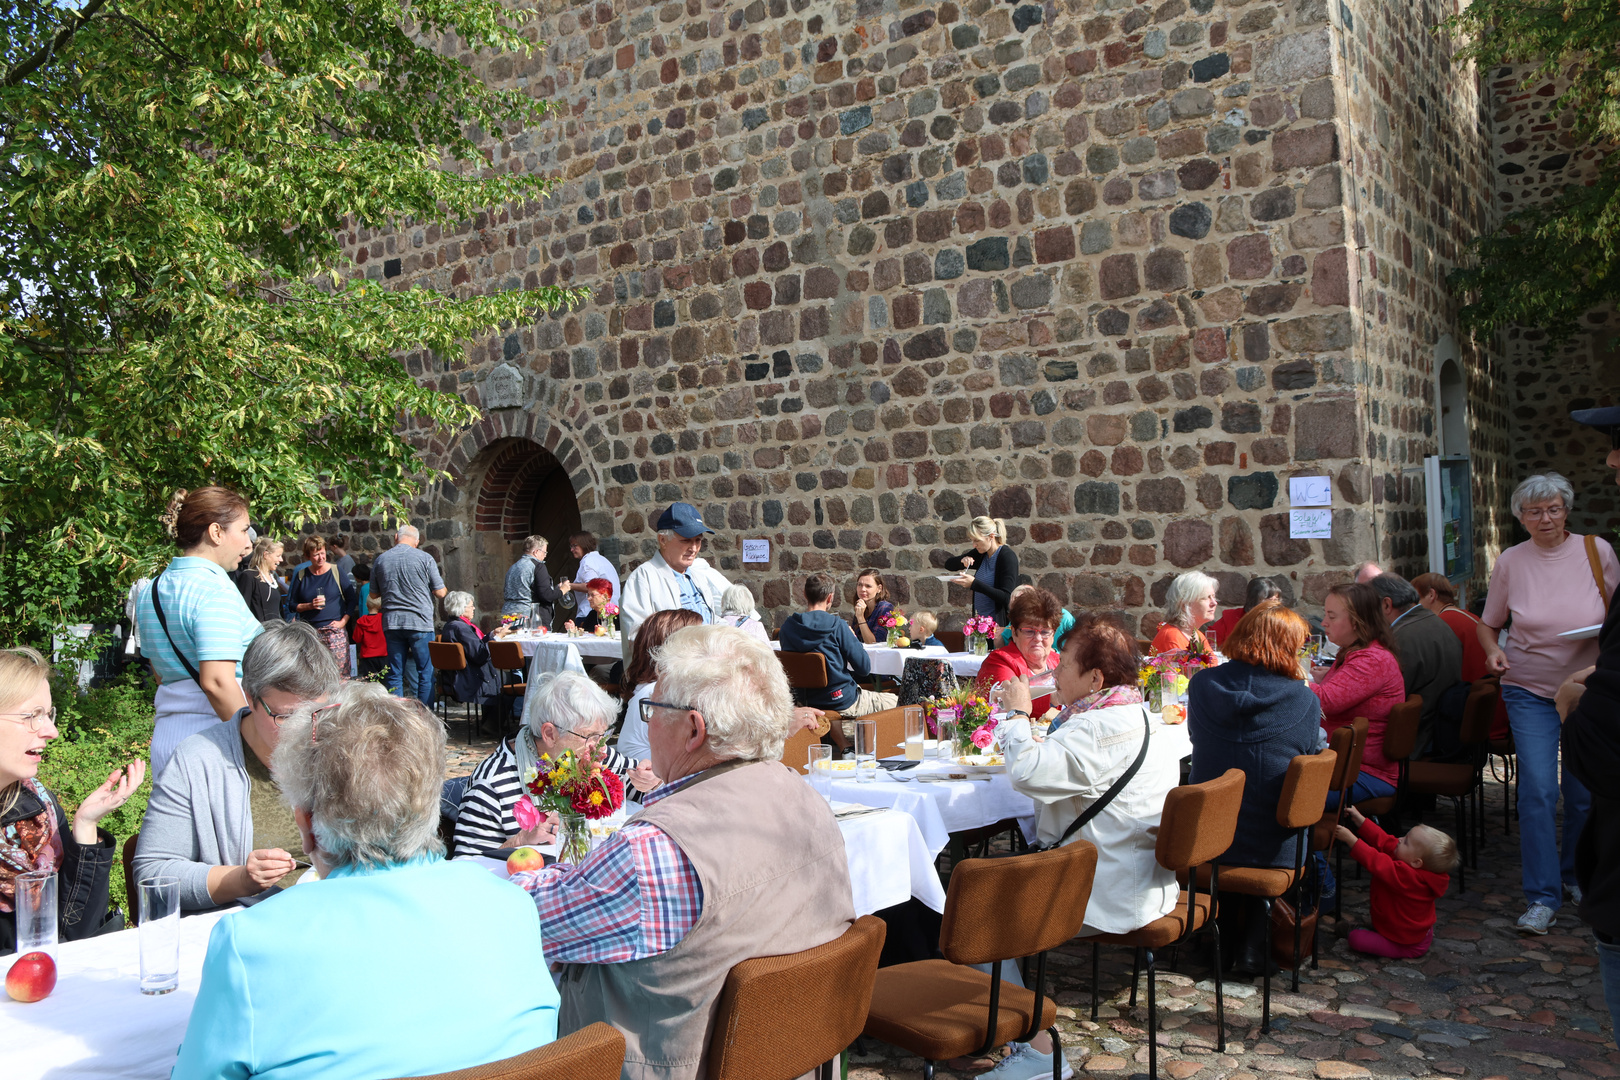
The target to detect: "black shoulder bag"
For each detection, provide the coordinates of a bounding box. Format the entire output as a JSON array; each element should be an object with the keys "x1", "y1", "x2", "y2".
[
  {"x1": 1025, "y1": 705, "x2": 1153, "y2": 853},
  {"x1": 149, "y1": 570, "x2": 202, "y2": 681}
]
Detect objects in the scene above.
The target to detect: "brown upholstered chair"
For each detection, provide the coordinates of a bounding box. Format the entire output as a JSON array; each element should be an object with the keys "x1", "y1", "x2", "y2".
[
  {"x1": 777, "y1": 649, "x2": 830, "y2": 692},
  {"x1": 1313, "y1": 718, "x2": 1366, "y2": 928},
  {"x1": 1088, "y1": 769, "x2": 1246, "y2": 1079},
  {"x1": 707, "y1": 915, "x2": 888, "y2": 1080},
  {"x1": 1336, "y1": 698, "x2": 1421, "y2": 911},
  {"x1": 936, "y1": 628, "x2": 966, "y2": 653},
  {"x1": 1407, "y1": 678, "x2": 1500, "y2": 892},
  {"x1": 861, "y1": 705, "x2": 911, "y2": 759},
  {"x1": 865, "y1": 841, "x2": 1100, "y2": 1080},
  {"x1": 401, "y1": 1022, "x2": 625, "y2": 1080},
  {"x1": 1192, "y1": 750, "x2": 1336, "y2": 1031},
  {"x1": 781, "y1": 723, "x2": 822, "y2": 776},
  {"x1": 122, "y1": 833, "x2": 139, "y2": 927},
  {"x1": 428, "y1": 640, "x2": 477, "y2": 742},
  {"x1": 488, "y1": 640, "x2": 529, "y2": 734}
]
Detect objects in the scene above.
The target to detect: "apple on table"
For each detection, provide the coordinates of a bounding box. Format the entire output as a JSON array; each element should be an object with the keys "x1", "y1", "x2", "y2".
[{"x1": 6, "y1": 951, "x2": 56, "y2": 1002}]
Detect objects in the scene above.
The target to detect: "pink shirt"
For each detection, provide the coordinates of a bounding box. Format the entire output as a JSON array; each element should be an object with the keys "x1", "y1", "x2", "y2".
[
  {"x1": 1312, "y1": 641, "x2": 1407, "y2": 785},
  {"x1": 1481, "y1": 533, "x2": 1617, "y2": 699}
]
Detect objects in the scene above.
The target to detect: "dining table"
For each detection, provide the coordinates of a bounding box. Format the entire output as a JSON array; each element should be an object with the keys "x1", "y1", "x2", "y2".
[
  {"x1": 505, "y1": 630, "x2": 624, "y2": 663},
  {"x1": 769, "y1": 640, "x2": 987, "y2": 680}
]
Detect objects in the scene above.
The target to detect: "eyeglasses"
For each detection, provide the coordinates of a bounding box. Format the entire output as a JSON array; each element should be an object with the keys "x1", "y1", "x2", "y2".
[
  {"x1": 640, "y1": 699, "x2": 694, "y2": 725},
  {"x1": 309, "y1": 702, "x2": 341, "y2": 744},
  {"x1": 1015, "y1": 628, "x2": 1055, "y2": 642},
  {"x1": 555, "y1": 723, "x2": 608, "y2": 745},
  {"x1": 0, "y1": 707, "x2": 57, "y2": 732},
  {"x1": 1521, "y1": 505, "x2": 1567, "y2": 521}
]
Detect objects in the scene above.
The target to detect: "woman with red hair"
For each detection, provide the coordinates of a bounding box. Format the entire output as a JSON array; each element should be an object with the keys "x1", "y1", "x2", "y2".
[{"x1": 564, "y1": 578, "x2": 618, "y2": 633}]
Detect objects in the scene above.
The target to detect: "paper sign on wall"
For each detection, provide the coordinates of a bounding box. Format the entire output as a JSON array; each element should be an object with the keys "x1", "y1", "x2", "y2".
[
  {"x1": 741, "y1": 538, "x2": 771, "y2": 563},
  {"x1": 1289, "y1": 508, "x2": 1333, "y2": 539},
  {"x1": 1289, "y1": 476, "x2": 1333, "y2": 507}
]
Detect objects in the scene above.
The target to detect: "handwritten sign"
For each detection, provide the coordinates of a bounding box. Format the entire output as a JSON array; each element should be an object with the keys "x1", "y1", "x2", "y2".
[
  {"x1": 1289, "y1": 475, "x2": 1332, "y2": 507},
  {"x1": 741, "y1": 538, "x2": 771, "y2": 563},
  {"x1": 1289, "y1": 508, "x2": 1333, "y2": 540}
]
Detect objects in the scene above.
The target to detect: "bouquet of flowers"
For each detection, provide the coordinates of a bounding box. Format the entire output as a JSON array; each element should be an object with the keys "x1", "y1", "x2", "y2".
[
  {"x1": 878, "y1": 609, "x2": 908, "y2": 646},
  {"x1": 1138, "y1": 648, "x2": 1216, "y2": 720},
  {"x1": 519, "y1": 746, "x2": 625, "y2": 863},
  {"x1": 925, "y1": 686, "x2": 994, "y2": 756},
  {"x1": 963, "y1": 614, "x2": 996, "y2": 655},
  {"x1": 499, "y1": 612, "x2": 526, "y2": 632},
  {"x1": 602, "y1": 601, "x2": 620, "y2": 636}
]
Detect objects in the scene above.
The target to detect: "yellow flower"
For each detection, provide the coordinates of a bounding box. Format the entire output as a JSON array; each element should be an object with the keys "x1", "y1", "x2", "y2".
[{"x1": 589, "y1": 790, "x2": 604, "y2": 806}]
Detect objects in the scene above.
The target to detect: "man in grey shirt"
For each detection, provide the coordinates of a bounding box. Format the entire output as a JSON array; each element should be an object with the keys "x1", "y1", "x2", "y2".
[{"x1": 371, "y1": 525, "x2": 447, "y2": 704}]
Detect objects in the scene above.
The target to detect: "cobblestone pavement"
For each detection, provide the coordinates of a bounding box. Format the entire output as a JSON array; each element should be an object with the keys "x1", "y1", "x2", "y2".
[{"x1": 851, "y1": 775, "x2": 1616, "y2": 1080}]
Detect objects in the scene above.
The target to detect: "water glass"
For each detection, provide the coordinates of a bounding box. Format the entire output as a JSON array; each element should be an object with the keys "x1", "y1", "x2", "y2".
[
  {"x1": 903, "y1": 706, "x2": 926, "y2": 760},
  {"x1": 935, "y1": 718, "x2": 957, "y2": 762},
  {"x1": 14, "y1": 870, "x2": 57, "y2": 960},
  {"x1": 138, "y1": 877, "x2": 182, "y2": 995},
  {"x1": 853, "y1": 718, "x2": 878, "y2": 784},
  {"x1": 807, "y1": 744, "x2": 833, "y2": 801}
]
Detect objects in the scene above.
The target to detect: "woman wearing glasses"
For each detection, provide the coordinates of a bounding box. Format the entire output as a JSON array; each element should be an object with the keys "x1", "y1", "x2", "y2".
[
  {"x1": 976, "y1": 587, "x2": 1065, "y2": 714},
  {"x1": 1, "y1": 648, "x2": 143, "y2": 953},
  {"x1": 452, "y1": 671, "x2": 658, "y2": 857},
  {"x1": 1477, "y1": 472, "x2": 1619, "y2": 936},
  {"x1": 135, "y1": 622, "x2": 338, "y2": 913}
]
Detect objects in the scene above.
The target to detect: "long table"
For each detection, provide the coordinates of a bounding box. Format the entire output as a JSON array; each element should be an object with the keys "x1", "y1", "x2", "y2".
[
  {"x1": 771, "y1": 640, "x2": 986, "y2": 680},
  {"x1": 505, "y1": 631, "x2": 623, "y2": 663}
]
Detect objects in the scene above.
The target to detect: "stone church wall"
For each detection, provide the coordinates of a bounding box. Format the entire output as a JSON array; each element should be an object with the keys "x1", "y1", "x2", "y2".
[{"x1": 333, "y1": 0, "x2": 1542, "y2": 628}]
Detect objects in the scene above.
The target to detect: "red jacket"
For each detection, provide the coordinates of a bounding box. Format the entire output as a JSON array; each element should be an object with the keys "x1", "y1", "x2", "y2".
[
  {"x1": 1313, "y1": 642, "x2": 1407, "y2": 784},
  {"x1": 1349, "y1": 818, "x2": 1449, "y2": 944},
  {"x1": 975, "y1": 643, "x2": 1058, "y2": 715},
  {"x1": 354, "y1": 613, "x2": 387, "y2": 658}
]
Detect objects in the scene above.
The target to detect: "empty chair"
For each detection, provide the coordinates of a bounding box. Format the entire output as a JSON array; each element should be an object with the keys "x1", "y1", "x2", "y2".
[
  {"x1": 401, "y1": 1023, "x2": 625, "y2": 1080},
  {"x1": 428, "y1": 640, "x2": 477, "y2": 742},
  {"x1": 488, "y1": 639, "x2": 529, "y2": 733},
  {"x1": 1314, "y1": 718, "x2": 1366, "y2": 930},
  {"x1": 865, "y1": 841, "x2": 1100, "y2": 1080},
  {"x1": 707, "y1": 915, "x2": 888, "y2": 1080}
]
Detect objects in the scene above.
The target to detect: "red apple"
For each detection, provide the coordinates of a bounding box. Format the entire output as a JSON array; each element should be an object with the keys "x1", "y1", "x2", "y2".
[
  {"x1": 6, "y1": 951, "x2": 56, "y2": 1002},
  {"x1": 505, "y1": 847, "x2": 544, "y2": 875}
]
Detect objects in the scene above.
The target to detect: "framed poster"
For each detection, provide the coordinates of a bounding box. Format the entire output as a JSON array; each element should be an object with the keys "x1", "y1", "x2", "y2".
[{"x1": 1424, "y1": 456, "x2": 1473, "y2": 582}]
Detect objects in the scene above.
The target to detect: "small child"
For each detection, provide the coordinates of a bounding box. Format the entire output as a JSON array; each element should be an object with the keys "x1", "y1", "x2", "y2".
[
  {"x1": 354, "y1": 593, "x2": 388, "y2": 680},
  {"x1": 910, "y1": 610, "x2": 944, "y2": 648},
  {"x1": 1334, "y1": 806, "x2": 1455, "y2": 958}
]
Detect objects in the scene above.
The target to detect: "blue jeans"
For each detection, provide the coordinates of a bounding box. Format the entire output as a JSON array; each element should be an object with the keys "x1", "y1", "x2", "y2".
[
  {"x1": 385, "y1": 628, "x2": 435, "y2": 705},
  {"x1": 1600, "y1": 936, "x2": 1620, "y2": 1050},
  {"x1": 1503, "y1": 684, "x2": 1591, "y2": 909},
  {"x1": 1324, "y1": 772, "x2": 1397, "y2": 811}
]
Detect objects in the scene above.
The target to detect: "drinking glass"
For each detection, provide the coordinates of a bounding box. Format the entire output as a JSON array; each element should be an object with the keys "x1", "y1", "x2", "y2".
[
  {"x1": 1205, "y1": 629, "x2": 1218, "y2": 654},
  {"x1": 14, "y1": 870, "x2": 57, "y2": 960},
  {"x1": 935, "y1": 718, "x2": 957, "y2": 762},
  {"x1": 853, "y1": 718, "x2": 878, "y2": 784},
  {"x1": 138, "y1": 877, "x2": 182, "y2": 995},
  {"x1": 807, "y1": 744, "x2": 833, "y2": 802},
  {"x1": 903, "y1": 706, "x2": 926, "y2": 760}
]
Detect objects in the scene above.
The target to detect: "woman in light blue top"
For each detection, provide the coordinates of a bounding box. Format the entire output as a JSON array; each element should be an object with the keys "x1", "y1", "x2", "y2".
[
  {"x1": 136, "y1": 488, "x2": 264, "y2": 778},
  {"x1": 173, "y1": 682, "x2": 559, "y2": 1080}
]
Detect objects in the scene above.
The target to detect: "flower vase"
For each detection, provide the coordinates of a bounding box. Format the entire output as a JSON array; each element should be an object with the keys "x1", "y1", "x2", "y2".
[
  {"x1": 603, "y1": 615, "x2": 617, "y2": 636},
  {"x1": 557, "y1": 810, "x2": 592, "y2": 865},
  {"x1": 970, "y1": 634, "x2": 989, "y2": 656},
  {"x1": 887, "y1": 627, "x2": 901, "y2": 647}
]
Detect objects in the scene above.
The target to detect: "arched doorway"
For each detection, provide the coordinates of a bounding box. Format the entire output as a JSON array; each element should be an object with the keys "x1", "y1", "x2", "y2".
[
  {"x1": 1435, "y1": 335, "x2": 1467, "y2": 458},
  {"x1": 472, "y1": 438, "x2": 582, "y2": 620},
  {"x1": 529, "y1": 466, "x2": 583, "y2": 593}
]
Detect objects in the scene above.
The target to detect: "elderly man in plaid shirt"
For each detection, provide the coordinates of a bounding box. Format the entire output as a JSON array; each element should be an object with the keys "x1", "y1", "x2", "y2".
[{"x1": 511, "y1": 624, "x2": 855, "y2": 1080}]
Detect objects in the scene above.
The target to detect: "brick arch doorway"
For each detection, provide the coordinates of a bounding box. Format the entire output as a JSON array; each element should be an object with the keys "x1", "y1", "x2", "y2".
[{"x1": 473, "y1": 438, "x2": 582, "y2": 618}]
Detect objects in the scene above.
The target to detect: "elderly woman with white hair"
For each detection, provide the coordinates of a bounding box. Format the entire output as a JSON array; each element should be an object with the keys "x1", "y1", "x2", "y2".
[
  {"x1": 512, "y1": 625, "x2": 853, "y2": 1080},
  {"x1": 1478, "y1": 472, "x2": 1619, "y2": 936},
  {"x1": 171, "y1": 684, "x2": 560, "y2": 1080},
  {"x1": 437, "y1": 590, "x2": 504, "y2": 719},
  {"x1": 718, "y1": 583, "x2": 770, "y2": 643},
  {"x1": 1151, "y1": 570, "x2": 1220, "y2": 654},
  {"x1": 453, "y1": 670, "x2": 657, "y2": 856}
]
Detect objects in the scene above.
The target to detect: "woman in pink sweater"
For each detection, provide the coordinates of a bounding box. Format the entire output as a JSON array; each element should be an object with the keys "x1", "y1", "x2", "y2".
[{"x1": 1312, "y1": 582, "x2": 1407, "y2": 805}]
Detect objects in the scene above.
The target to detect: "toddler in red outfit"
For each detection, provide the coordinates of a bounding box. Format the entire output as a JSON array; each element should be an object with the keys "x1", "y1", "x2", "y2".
[
  {"x1": 353, "y1": 593, "x2": 388, "y2": 679},
  {"x1": 1334, "y1": 806, "x2": 1455, "y2": 958}
]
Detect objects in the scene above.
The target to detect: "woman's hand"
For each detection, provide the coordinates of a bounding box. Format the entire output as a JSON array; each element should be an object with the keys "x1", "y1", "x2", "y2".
[
  {"x1": 998, "y1": 676, "x2": 1034, "y2": 718},
  {"x1": 628, "y1": 762, "x2": 661, "y2": 792},
  {"x1": 1556, "y1": 666, "x2": 1595, "y2": 720},
  {"x1": 853, "y1": 598, "x2": 866, "y2": 617},
  {"x1": 1309, "y1": 663, "x2": 1333, "y2": 683},
  {"x1": 72, "y1": 760, "x2": 145, "y2": 843},
  {"x1": 558, "y1": 580, "x2": 573, "y2": 594},
  {"x1": 950, "y1": 574, "x2": 973, "y2": 588},
  {"x1": 1483, "y1": 645, "x2": 1509, "y2": 676},
  {"x1": 332, "y1": 615, "x2": 347, "y2": 631},
  {"x1": 511, "y1": 813, "x2": 559, "y2": 849},
  {"x1": 244, "y1": 848, "x2": 298, "y2": 890},
  {"x1": 959, "y1": 557, "x2": 974, "y2": 569}
]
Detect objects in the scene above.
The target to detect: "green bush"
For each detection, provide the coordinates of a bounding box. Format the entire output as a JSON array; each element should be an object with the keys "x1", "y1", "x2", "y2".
[{"x1": 36, "y1": 668, "x2": 157, "y2": 915}]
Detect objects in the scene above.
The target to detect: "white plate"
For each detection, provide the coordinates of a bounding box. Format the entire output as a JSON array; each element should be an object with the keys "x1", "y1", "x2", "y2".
[
  {"x1": 1558, "y1": 624, "x2": 1603, "y2": 640},
  {"x1": 936, "y1": 574, "x2": 964, "y2": 581},
  {"x1": 953, "y1": 754, "x2": 1007, "y2": 772}
]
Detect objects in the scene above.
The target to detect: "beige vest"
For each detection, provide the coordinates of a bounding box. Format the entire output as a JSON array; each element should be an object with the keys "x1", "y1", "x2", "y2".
[{"x1": 556, "y1": 759, "x2": 856, "y2": 1080}]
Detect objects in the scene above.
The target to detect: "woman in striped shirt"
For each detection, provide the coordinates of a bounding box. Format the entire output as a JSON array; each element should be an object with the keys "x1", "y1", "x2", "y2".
[{"x1": 452, "y1": 672, "x2": 658, "y2": 856}]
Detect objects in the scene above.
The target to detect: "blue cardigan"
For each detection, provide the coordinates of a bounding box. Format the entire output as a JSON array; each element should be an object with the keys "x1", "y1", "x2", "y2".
[
  {"x1": 173, "y1": 856, "x2": 558, "y2": 1079},
  {"x1": 1186, "y1": 660, "x2": 1325, "y2": 868}
]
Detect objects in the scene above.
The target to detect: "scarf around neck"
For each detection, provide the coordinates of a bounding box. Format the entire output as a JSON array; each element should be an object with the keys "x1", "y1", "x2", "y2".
[
  {"x1": 0, "y1": 779, "x2": 63, "y2": 914},
  {"x1": 1049, "y1": 684, "x2": 1145, "y2": 732}
]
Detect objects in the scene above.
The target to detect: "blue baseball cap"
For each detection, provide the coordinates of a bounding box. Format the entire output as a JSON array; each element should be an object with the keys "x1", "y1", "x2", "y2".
[
  {"x1": 1572, "y1": 405, "x2": 1620, "y2": 431},
  {"x1": 657, "y1": 502, "x2": 714, "y2": 539}
]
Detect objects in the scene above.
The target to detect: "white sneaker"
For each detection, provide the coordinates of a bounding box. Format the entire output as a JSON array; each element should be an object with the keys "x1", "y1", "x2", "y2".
[
  {"x1": 983, "y1": 1041, "x2": 1076, "y2": 1080},
  {"x1": 1568, "y1": 884, "x2": 1585, "y2": 905},
  {"x1": 1517, "y1": 903, "x2": 1556, "y2": 935}
]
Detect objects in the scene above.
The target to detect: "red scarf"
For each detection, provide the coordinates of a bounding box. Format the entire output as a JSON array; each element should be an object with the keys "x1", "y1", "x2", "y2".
[
  {"x1": 461, "y1": 615, "x2": 485, "y2": 640},
  {"x1": 0, "y1": 780, "x2": 62, "y2": 914}
]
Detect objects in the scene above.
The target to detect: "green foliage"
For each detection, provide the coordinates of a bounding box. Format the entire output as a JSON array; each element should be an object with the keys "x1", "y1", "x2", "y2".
[
  {"x1": 37, "y1": 669, "x2": 158, "y2": 914},
  {"x1": 0, "y1": 0, "x2": 585, "y2": 605},
  {"x1": 1443, "y1": 0, "x2": 1620, "y2": 341}
]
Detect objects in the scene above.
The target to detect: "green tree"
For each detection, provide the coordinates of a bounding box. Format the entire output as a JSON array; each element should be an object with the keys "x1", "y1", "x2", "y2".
[
  {"x1": 1444, "y1": 0, "x2": 1620, "y2": 342},
  {"x1": 0, "y1": 0, "x2": 581, "y2": 646}
]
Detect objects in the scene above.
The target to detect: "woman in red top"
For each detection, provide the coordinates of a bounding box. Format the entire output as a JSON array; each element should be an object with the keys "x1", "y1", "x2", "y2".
[
  {"x1": 976, "y1": 587, "x2": 1063, "y2": 715},
  {"x1": 1312, "y1": 582, "x2": 1407, "y2": 805},
  {"x1": 1410, "y1": 573, "x2": 1490, "y2": 683}
]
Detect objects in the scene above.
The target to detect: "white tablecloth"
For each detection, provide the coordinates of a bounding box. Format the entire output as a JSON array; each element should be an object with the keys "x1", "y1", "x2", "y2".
[
  {"x1": 768, "y1": 640, "x2": 985, "y2": 679},
  {"x1": 826, "y1": 759, "x2": 1039, "y2": 840},
  {"x1": 508, "y1": 632, "x2": 623, "y2": 662},
  {"x1": 1, "y1": 909, "x2": 227, "y2": 1080}
]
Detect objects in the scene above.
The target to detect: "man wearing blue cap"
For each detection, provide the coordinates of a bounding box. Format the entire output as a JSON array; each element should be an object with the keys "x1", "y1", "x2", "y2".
[
  {"x1": 1555, "y1": 404, "x2": 1620, "y2": 1043},
  {"x1": 619, "y1": 503, "x2": 734, "y2": 665}
]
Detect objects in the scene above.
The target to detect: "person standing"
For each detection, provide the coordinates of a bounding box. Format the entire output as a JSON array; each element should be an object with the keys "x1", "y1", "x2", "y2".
[
  {"x1": 137, "y1": 488, "x2": 264, "y2": 778},
  {"x1": 569, "y1": 532, "x2": 620, "y2": 623},
  {"x1": 1478, "y1": 472, "x2": 1618, "y2": 935},
  {"x1": 287, "y1": 536, "x2": 355, "y2": 676},
  {"x1": 236, "y1": 538, "x2": 286, "y2": 624},
  {"x1": 1555, "y1": 404, "x2": 1620, "y2": 1042},
  {"x1": 943, "y1": 516, "x2": 1019, "y2": 625},
  {"x1": 618, "y1": 503, "x2": 732, "y2": 665},
  {"x1": 371, "y1": 525, "x2": 447, "y2": 705},
  {"x1": 502, "y1": 536, "x2": 570, "y2": 625}
]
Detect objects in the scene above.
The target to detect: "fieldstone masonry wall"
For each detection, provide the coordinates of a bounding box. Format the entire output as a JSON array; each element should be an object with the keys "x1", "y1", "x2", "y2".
[{"x1": 333, "y1": 0, "x2": 1613, "y2": 627}]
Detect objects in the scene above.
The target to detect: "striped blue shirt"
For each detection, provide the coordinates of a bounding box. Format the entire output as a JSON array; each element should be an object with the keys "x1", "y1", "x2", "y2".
[{"x1": 136, "y1": 556, "x2": 263, "y2": 683}]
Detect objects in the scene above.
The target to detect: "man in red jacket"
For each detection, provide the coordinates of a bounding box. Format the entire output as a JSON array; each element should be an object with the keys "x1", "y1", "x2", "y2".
[{"x1": 1335, "y1": 806, "x2": 1455, "y2": 959}]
